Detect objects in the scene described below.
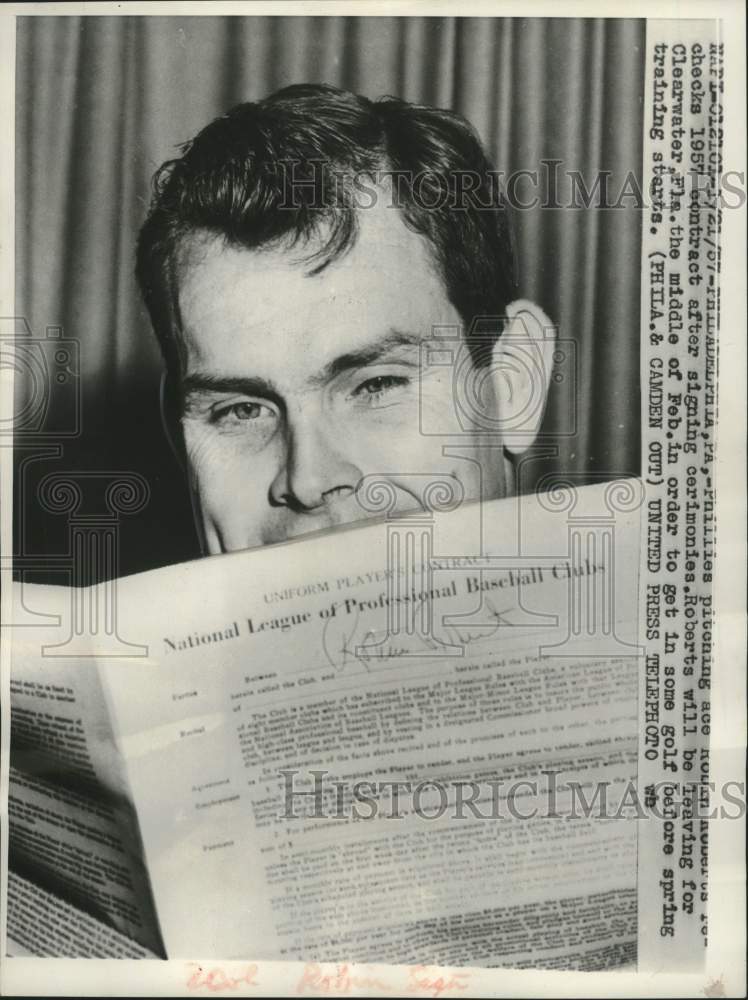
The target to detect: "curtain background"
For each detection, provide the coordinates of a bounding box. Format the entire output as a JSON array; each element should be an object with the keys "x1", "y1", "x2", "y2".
[{"x1": 16, "y1": 15, "x2": 644, "y2": 581}]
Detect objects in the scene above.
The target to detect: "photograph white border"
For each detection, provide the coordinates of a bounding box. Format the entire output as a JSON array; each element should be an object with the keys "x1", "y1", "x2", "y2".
[{"x1": 0, "y1": 2, "x2": 744, "y2": 996}]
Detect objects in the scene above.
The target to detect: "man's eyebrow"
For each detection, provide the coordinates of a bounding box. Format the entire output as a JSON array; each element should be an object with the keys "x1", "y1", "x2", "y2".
[
  {"x1": 311, "y1": 330, "x2": 423, "y2": 385},
  {"x1": 180, "y1": 330, "x2": 424, "y2": 402},
  {"x1": 181, "y1": 373, "x2": 281, "y2": 405}
]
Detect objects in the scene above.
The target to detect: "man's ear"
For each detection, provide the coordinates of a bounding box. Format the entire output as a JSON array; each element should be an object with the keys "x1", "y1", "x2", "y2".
[{"x1": 491, "y1": 299, "x2": 556, "y2": 456}]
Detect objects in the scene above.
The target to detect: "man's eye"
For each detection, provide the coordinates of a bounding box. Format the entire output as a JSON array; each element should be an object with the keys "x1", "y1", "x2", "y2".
[
  {"x1": 212, "y1": 401, "x2": 273, "y2": 425},
  {"x1": 352, "y1": 375, "x2": 410, "y2": 402}
]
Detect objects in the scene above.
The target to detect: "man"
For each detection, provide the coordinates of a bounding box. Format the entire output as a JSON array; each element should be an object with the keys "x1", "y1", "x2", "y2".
[{"x1": 136, "y1": 83, "x2": 555, "y2": 553}]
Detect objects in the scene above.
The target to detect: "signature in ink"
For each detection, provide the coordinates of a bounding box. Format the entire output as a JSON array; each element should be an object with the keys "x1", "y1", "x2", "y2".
[
  {"x1": 321, "y1": 607, "x2": 431, "y2": 671},
  {"x1": 321, "y1": 606, "x2": 370, "y2": 672},
  {"x1": 321, "y1": 596, "x2": 519, "y2": 673},
  {"x1": 429, "y1": 594, "x2": 518, "y2": 649}
]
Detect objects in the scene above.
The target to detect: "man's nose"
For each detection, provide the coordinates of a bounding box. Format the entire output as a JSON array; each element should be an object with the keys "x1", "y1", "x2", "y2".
[{"x1": 269, "y1": 415, "x2": 362, "y2": 512}]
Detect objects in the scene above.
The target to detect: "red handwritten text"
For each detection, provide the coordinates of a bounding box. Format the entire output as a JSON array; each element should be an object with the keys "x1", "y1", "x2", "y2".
[
  {"x1": 186, "y1": 963, "x2": 260, "y2": 992},
  {"x1": 405, "y1": 966, "x2": 470, "y2": 998},
  {"x1": 296, "y1": 962, "x2": 394, "y2": 995},
  {"x1": 295, "y1": 962, "x2": 471, "y2": 997}
]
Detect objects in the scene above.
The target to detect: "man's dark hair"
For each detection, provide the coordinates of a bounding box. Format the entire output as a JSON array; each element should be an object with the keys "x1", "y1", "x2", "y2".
[{"x1": 136, "y1": 83, "x2": 518, "y2": 373}]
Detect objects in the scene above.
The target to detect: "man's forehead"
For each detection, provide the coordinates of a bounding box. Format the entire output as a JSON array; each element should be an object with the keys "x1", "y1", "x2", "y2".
[{"x1": 175, "y1": 193, "x2": 454, "y2": 361}]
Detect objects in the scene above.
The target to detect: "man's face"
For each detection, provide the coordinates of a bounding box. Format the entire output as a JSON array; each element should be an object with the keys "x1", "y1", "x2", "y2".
[{"x1": 176, "y1": 201, "x2": 509, "y2": 553}]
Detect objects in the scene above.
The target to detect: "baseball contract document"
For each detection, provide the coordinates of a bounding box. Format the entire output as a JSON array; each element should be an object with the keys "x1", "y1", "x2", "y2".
[{"x1": 9, "y1": 482, "x2": 640, "y2": 967}]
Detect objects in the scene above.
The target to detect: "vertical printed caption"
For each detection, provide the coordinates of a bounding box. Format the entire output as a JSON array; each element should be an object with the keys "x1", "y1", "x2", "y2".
[{"x1": 639, "y1": 19, "x2": 722, "y2": 970}]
